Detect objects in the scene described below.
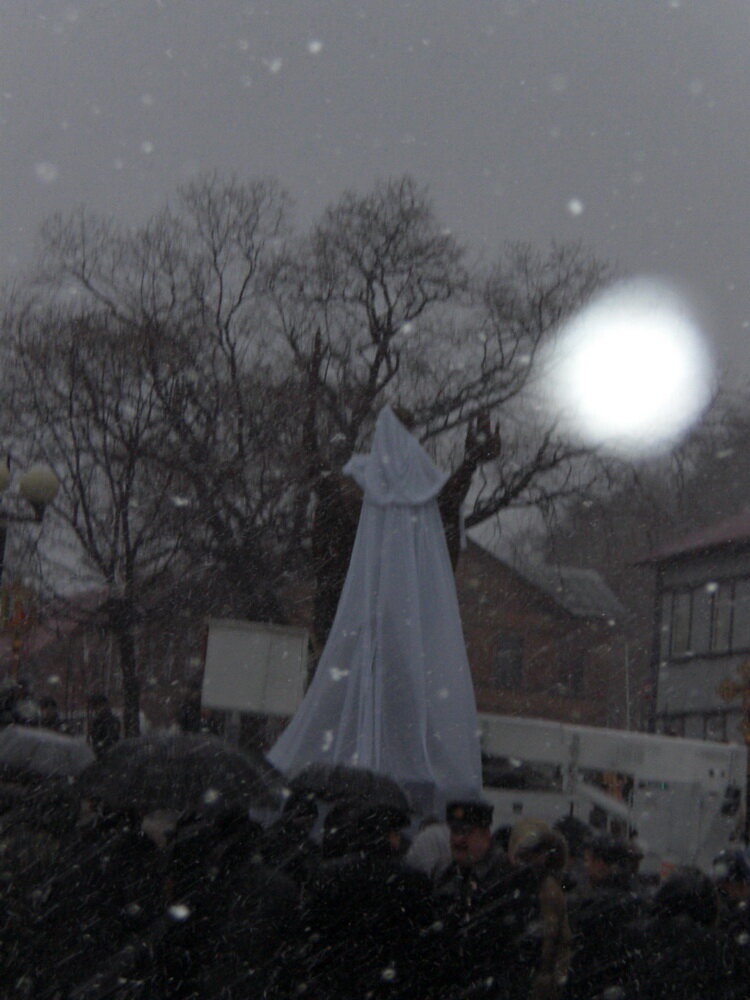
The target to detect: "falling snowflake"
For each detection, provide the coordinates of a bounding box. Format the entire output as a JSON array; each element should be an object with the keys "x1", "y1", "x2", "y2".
[
  {"x1": 329, "y1": 667, "x2": 349, "y2": 682},
  {"x1": 549, "y1": 73, "x2": 568, "y2": 93},
  {"x1": 321, "y1": 730, "x2": 333, "y2": 751},
  {"x1": 34, "y1": 162, "x2": 59, "y2": 184},
  {"x1": 307, "y1": 39, "x2": 323, "y2": 55},
  {"x1": 263, "y1": 57, "x2": 283, "y2": 74},
  {"x1": 566, "y1": 198, "x2": 584, "y2": 216},
  {"x1": 168, "y1": 904, "x2": 192, "y2": 921},
  {"x1": 141, "y1": 140, "x2": 155, "y2": 154},
  {"x1": 203, "y1": 788, "x2": 222, "y2": 805}
]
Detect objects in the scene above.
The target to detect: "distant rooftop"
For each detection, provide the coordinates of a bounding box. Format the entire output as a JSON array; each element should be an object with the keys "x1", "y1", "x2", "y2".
[
  {"x1": 639, "y1": 511, "x2": 750, "y2": 564},
  {"x1": 468, "y1": 536, "x2": 626, "y2": 622},
  {"x1": 516, "y1": 562, "x2": 626, "y2": 621}
]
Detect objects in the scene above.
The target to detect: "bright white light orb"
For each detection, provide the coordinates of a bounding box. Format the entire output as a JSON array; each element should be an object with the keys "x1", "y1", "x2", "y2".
[{"x1": 545, "y1": 277, "x2": 713, "y2": 455}]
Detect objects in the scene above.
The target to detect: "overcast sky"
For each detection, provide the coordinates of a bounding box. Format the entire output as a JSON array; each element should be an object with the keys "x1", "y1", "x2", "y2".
[{"x1": 3, "y1": 0, "x2": 750, "y2": 386}]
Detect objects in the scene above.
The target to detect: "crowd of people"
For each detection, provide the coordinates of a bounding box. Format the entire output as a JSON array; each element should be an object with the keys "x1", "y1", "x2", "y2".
[
  {"x1": 1, "y1": 765, "x2": 749, "y2": 1000},
  {"x1": 0, "y1": 678, "x2": 122, "y2": 759}
]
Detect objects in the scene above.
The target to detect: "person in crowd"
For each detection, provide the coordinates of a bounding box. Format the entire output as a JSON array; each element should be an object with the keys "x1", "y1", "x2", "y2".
[
  {"x1": 506, "y1": 818, "x2": 572, "y2": 1000},
  {"x1": 712, "y1": 847, "x2": 750, "y2": 998},
  {"x1": 7, "y1": 801, "x2": 167, "y2": 998},
  {"x1": 433, "y1": 800, "x2": 532, "y2": 996},
  {"x1": 292, "y1": 799, "x2": 434, "y2": 998},
  {"x1": 87, "y1": 692, "x2": 121, "y2": 758},
  {"x1": 176, "y1": 676, "x2": 203, "y2": 733},
  {"x1": 405, "y1": 815, "x2": 452, "y2": 880},
  {"x1": 254, "y1": 789, "x2": 320, "y2": 886},
  {"x1": 552, "y1": 816, "x2": 592, "y2": 895},
  {"x1": 38, "y1": 694, "x2": 62, "y2": 731},
  {"x1": 145, "y1": 806, "x2": 299, "y2": 1000},
  {"x1": 438, "y1": 799, "x2": 512, "y2": 889},
  {"x1": 564, "y1": 832, "x2": 645, "y2": 1000},
  {"x1": 622, "y1": 866, "x2": 728, "y2": 999},
  {"x1": 5, "y1": 677, "x2": 41, "y2": 726}
]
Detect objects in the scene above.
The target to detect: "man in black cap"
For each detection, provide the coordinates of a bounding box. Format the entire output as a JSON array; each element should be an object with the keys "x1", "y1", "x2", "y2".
[
  {"x1": 445, "y1": 799, "x2": 501, "y2": 873},
  {"x1": 434, "y1": 800, "x2": 533, "y2": 995}
]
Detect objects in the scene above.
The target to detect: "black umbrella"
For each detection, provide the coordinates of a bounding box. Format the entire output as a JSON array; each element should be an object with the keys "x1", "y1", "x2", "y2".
[
  {"x1": 287, "y1": 762, "x2": 411, "y2": 814},
  {"x1": 75, "y1": 732, "x2": 284, "y2": 815},
  {"x1": 0, "y1": 724, "x2": 95, "y2": 781}
]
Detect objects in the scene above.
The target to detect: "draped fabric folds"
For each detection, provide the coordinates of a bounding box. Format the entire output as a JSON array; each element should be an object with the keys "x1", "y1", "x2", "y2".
[{"x1": 268, "y1": 406, "x2": 482, "y2": 807}]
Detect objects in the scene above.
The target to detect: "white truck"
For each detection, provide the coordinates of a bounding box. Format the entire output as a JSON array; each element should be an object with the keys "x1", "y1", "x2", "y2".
[{"x1": 479, "y1": 712, "x2": 747, "y2": 876}]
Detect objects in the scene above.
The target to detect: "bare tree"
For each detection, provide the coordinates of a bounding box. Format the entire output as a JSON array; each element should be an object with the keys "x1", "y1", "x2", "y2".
[
  {"x1": 9, "y1": 305, "x2": 189, "y2": 735},
  {"x1": 8, "y1": 172, "x2": 614, "y2": 665}
]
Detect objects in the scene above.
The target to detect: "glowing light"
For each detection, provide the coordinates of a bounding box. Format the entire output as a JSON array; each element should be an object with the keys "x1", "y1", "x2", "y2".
[{"x1": 544, "y1": 277, "x2": 712, "y2": 455}]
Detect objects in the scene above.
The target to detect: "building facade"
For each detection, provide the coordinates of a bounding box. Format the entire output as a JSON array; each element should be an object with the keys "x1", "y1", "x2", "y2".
[
  {"x1": 642, "y1": 512, "x2": 750, "y2": 744},
  {"x1": 456, "y1": 540, "x2": 631, "y2": 728}
]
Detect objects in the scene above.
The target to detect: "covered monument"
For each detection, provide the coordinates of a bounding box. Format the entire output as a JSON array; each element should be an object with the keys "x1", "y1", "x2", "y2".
[{"x1": 268, "y1": 406, "x2": 482, "y2": 808}]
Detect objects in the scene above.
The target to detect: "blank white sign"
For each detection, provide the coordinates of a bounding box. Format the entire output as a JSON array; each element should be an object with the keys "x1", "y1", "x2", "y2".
[{"x1": 202, "y1": 618, "x2": 308, "y2": 717}]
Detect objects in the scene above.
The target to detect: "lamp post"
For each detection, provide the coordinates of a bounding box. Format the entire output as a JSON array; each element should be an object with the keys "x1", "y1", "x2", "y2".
[{"x1": 0, "y1": 459, "x2": 59, "y2": 679}]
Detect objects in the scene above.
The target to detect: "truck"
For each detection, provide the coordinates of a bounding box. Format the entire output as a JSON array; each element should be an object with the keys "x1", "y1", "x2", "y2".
[{"x1": 479, "y1": 712, "x2": 747, "y2": 876}]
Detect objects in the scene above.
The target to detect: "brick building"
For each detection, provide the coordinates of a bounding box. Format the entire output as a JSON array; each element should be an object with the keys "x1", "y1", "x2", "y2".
[
  {"x1": 0, "y1": 539, "x2": 631, "y2": 734},
  {"x1": 457, "y1": 539, "x2": 630, "y2": 727}
]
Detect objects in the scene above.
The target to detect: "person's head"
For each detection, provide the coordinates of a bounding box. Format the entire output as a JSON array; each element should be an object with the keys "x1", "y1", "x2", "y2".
[
  {"x1": 584, "y1": 833, "x2": 637, "y2": 886},
  {"x1": 712, "y1": 848, "x2": 750, "y2": 903},
  {"x1": 509, "y1": 818, "x2": 567, "y2": 875},
  {"x1": 446, "y1": 800, "x2": 494, "y2": 866},
  {"x1": 654, "y1": 866, "x2": 719, "y2": 926},
  {"x1": 280, "y1": 790, "x2": 319, "y2": 836},
  {"x1": 553, "y1": 816, "x2": 593, "y2": 860},
  {"x1": 322, "y1": 800, "x2": 409, "y2": 857}
]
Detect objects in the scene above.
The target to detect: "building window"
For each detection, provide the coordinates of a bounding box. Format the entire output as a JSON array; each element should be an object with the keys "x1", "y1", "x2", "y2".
[
  {"x1": 732, "y1": 578, "x2": 750, "y2": 649},
  {"x1": 671, "y1": 590, "x2": 693, "y2": 655},
  {"x1": 659, "y1": 590, "x2": 673, "y2": 659},
  {"x1": 493, "y1": 633, "x2": 523, "y2": 689},
  {"x1": 710, "y1": 582, "x2": 734, "y2": 652},
  {"x1": 557, "y1": 643, "x2": 585, "y2": 696},
  {"x1": 663, "y1": 576, "x2": 750, "y2": 657}
]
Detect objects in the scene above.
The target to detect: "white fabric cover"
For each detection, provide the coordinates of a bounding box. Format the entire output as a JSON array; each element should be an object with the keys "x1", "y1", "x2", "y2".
[{"x1": 269, "y1": 406, "x2": 482, "y2": 806}]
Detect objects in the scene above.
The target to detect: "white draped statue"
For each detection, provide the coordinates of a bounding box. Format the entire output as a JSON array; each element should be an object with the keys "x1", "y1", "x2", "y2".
[{"x1": 268, "y1": 406, "x2": 482, "y2": 808}]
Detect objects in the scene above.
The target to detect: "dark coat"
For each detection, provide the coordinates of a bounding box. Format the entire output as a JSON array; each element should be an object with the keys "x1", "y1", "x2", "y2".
[
  {"x1": 565, "y1": 874, "x2": 645, "y2": 1000},
  {"x1": 292, "y1": 849, "x2": 435, "y2": 999}
]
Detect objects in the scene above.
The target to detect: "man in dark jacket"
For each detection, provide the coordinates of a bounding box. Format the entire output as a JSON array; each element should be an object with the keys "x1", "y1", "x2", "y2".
[
  {"x1": 565, "y1": 833, "x2": 645, "y2": 1000},
  {"x1": 433, "y1": 800, "x2": 539, "y2": 998},
  {"x1": 292, "y1": 801, "x2": 434, "y2": 999}
]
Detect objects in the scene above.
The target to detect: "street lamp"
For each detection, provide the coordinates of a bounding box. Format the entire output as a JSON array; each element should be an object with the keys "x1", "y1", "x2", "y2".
[
  {"x1": 0, "y1": 459, "x2": 59, "y2": 681},
  {"x1": 0, "y1": 459, "x2": 60, "y2": 584}
]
